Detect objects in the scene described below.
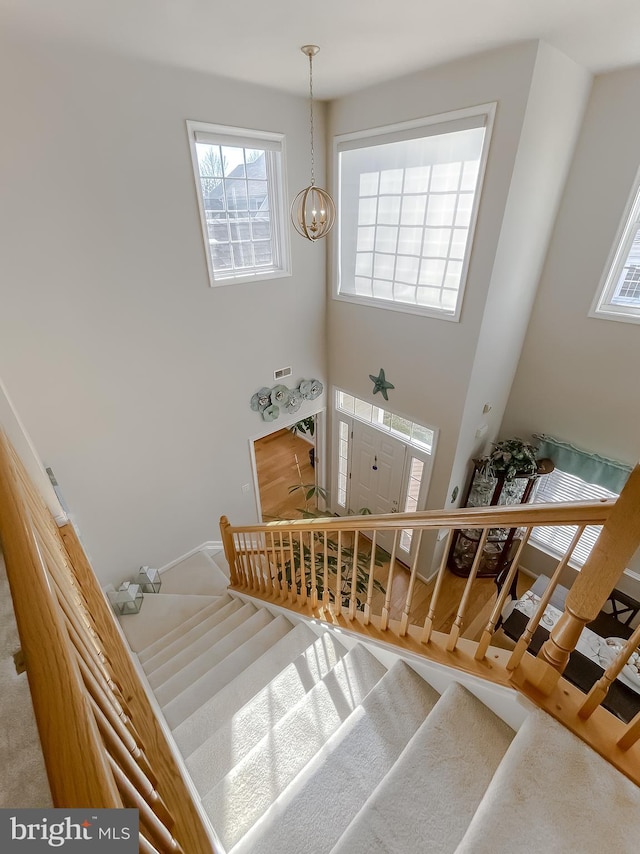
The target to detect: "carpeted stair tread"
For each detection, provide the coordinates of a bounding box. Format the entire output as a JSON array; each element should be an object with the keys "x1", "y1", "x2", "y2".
[
  {"x1": 159, "y1": 550, "x2": 229, "y2": 596},
  {"x1": 146, "y1": 599, "x2": 250, "y2": 687},
  {"x1": 185, "y1": 632, "x2": 348, "y2": 794},
  {"x1": 454, "y1": 708, "x2": 640, "y2": 854},
  {"x1": 118, "y1": 593, "x2": 219, "y2": 653},
  {"x1": 231, "y1": 660, "x2": 442, "y2": 854},
  {"x1": 155, "y1": 604, "x2": 268, "y2": 707},
  {"x1": 138, "y1": 593, "x2": 234, "y2": 665},
  {"x1": 330, "y1": 682, "x2": 514, "y2": 854},
  {"x1": 201, "y1": 644, "x2": 387, "y2": 851},
  {"x1": 172, "y1": 621, "x2": 320, "y2": 756},
  {"x1": 162, "y1": 614, "x2": 295, "y2": 729}
]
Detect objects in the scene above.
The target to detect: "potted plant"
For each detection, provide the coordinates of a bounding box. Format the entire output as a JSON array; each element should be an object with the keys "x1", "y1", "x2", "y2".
[{"x1": 478, "y1": 438, "x2": 539, "y2": 481}]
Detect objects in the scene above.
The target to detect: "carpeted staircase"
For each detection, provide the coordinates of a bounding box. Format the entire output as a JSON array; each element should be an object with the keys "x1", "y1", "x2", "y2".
[{"x1": 119, "y1": 550, "x2": 640, "y2": 854}]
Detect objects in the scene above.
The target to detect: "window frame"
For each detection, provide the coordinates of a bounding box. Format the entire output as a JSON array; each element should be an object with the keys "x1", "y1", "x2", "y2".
[
  {"x1": 590, "y1": 167, "x2": 640, "y2": 324},
  {"x1": 186, "y1": 120, "x2": 291, "y2": 287},
  {"x1": 332, "y1": 103, "x2": 496, "y2": 322}
]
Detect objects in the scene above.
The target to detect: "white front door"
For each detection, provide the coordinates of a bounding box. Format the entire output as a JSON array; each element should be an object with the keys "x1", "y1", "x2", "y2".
[{"x1": 350, "y1": 422, "x2": 407, "y2": 552}]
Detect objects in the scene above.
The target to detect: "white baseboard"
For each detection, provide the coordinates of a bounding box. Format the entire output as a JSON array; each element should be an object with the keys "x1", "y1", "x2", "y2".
[{"x1": 158, "y1": 541, "x2": 223, "y2": 575}]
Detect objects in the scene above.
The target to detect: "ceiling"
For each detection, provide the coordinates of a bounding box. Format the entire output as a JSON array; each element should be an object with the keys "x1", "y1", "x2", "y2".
[{"x1": 3, "y1": 0, "x2": 640, "y2": 99}]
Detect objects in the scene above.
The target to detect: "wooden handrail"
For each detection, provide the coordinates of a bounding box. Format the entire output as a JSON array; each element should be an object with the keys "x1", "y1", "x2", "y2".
[
  {"x1": 59, "y1": 522, "x2": 217, "y2": 853},
  {"x1": 225, "y1": 499, "x2": 613, "y2": 535},
  {"x1": 0, "y1": 431, "x2": 121, "y2": 808},
  {"x1": 0, "y1": 428, "x2": 217, "y2": 852}
]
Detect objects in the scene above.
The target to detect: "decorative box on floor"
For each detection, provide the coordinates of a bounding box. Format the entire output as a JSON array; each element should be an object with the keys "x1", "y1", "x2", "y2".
[
  {"x1": 112, "y1": 581, "x2": 144, "y2": 615},
  {"x1": 137, "y1": 565, "x2": 162, "y2": 593},
  {"x1": 448, "y1": 456, "x2": 554, "y2": 578}
]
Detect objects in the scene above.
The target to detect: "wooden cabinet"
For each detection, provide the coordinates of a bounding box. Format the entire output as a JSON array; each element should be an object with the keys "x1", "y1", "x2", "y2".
[{"x1": 448, "y1": 458, "x2": 553, "y2": 578}]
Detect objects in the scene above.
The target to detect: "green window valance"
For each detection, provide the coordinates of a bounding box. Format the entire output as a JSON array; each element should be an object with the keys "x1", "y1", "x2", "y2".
[{"x1": 534, "y1": 435, "x2": 632, "y2": 494}]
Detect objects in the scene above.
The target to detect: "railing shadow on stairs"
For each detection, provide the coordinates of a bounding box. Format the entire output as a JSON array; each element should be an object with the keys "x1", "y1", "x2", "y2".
[
  {"x1": 0, "y1": 429, "x2": 218, "y2": 854},
  {"x1": 221, "y1": 463, "x2": 640, "y2": 787}
]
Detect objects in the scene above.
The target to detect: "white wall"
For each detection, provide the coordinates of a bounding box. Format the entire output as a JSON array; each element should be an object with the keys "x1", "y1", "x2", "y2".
[
  {"x1": 444, "y1": 43, "x2": 592, "y2": 514},
  {"x1": 0, "y1": 377, "x2": 65, "y2": 523},
  {"x1": 326, "y1": 41, "x2": 591, "y2": 574},
  {"x1": 500, "y1": 63, "x2": 640, "y2": 586},
  {"x1": 0, "y1": 31, "x2": 327, "y2": 585},
  {"x1": 327, "y1": 43, "x2": 539, "y2": 518},
  {"x1": 501, "y1": 64, "x2": 640, "y2": 466}
]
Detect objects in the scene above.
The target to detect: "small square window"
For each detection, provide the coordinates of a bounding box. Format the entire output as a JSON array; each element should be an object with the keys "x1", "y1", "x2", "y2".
[{"x1": 187, "y1": 121, "x2": 290, "y2": 286}]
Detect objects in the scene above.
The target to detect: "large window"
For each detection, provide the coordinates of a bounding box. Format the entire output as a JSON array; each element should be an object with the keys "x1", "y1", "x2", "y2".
[
  {"x1": 335, "y1": 105, "x2": 494, "y2": 320},
  {"x1": 187, "y1": 121, "x2": 290, "y2": 286},
  {"x1": 591, "y1": 174, "x2": 640, "y2": 323}
]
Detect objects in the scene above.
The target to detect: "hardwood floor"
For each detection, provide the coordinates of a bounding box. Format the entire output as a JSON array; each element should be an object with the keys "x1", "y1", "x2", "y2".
[
  {"x1": 254, "y1": 428, "x2": 317, "y2": 520},
  {"x1": 253, "y1": 428, "x2": 533, "y2": 642}
]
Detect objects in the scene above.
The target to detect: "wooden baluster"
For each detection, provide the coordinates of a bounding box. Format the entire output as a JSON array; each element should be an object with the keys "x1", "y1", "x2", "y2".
[
  {"x1": 323, "y1": 531, "x2": 330, "y2": 608},
  {"x1": 139, "y1": 833, "x2": 162, "y2": 854},
  {"x1": 538, "y1": 464, "x2": 640, "y2": 682},
  {"x1": 475, "y1": 528, "x2": 531, "y2": 661},
  {"x1": 363, "y1": 530, "x2": 378, "y2": 626},
  {"x1": 268, "y1": 531, "x2": 280, "y2": 596},
  {"x1": 507, "y1": 526, "x2": 584, "y2": 671},
  {"x1": 348, "y1": 530, "x2": 360, "y2": 621},
  {"x1": 618, "y1": 710, "x2": 640, "y2": 751},
  {"x1": 276, "y1": 533, "x2": 286, "y2": 599},
  {"x1": 447, "y1": 528, "x2": 489, "y2": 651},
  {"x1": 234, "y1": 533, "x2": 246, "y2": 587},
  {"x1": 241, "y1": 533, "x2": 255, "y2": 590},
  {"x1": 92, "y1": 698, "x2": 172, "y2": 828},
  {"x1": 76, "y1": 655, "x2": 138, "y2": 743},
  {"x1": 107, "y1": 756, "x2": 181, "y2": 853},
  {"x1": 254, "y1": 535, "x2": 266, "y2": 593},
  {"x1": 66, "y1": 613, "x2": 122, "y2": 701},
  {"x1": 87, "y1": 670, "x2": 154, "y2": 782},
  {"x1": 422, "y1": 529, "x2": 454, "y2": 643},
  {"x1": 258, "y1": 532, "x2": 271, "y2": 595},
  {"x1": 579, "y1": 623, "x2": 640, "y2": 720},
  {"x1": 289, "y1": 533, "x2": 297, "y2": 603},
  {"x1": 334, "y1": 530, "x2": 343, "y2": 616},
  {"x1": 220, "y1": 515, "x2": 237, "y2": 585},
  {"x1": 399, "y1": 530, "x2": 423, "y2": 637},
  {"x1": 309, "y1": 529, "x2": 318, "y2": 608},
  {"x1": 299, "y1": 532, "x2": 308, "y2": 604},
  {"x1": 232, "y1": 534, "x2": 244, "y2": 586},
  {"x1": 381, "y1": 530, "x2": 399, "y2": 631}
]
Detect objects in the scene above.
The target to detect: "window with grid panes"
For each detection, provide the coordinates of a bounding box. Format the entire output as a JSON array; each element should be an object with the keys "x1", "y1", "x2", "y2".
[
  {"x1": 591, "y1": 174, "x2": 640, "y2": 323},
  {"x1": 335, "y1": 106, "x2": 494, "y2": 320},
  {"x1": 187, "y1": 121, "x2": 290, "y2": 286},
  {"x1": 530, "y1": 468, "x2": 618, "y2": 566}
]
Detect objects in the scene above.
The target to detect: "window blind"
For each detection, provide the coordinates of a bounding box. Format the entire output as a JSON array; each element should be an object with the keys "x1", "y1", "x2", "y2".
[{"x1": 530, "y1": 467, "x2": 617, "y2": 566}]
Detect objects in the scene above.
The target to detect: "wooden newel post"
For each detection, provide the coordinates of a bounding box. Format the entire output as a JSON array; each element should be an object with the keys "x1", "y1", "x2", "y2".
[
  {"x1": 539, "y1": 462, "x2": 640, "y2": 675},
  {"x1": 220, "y1": 516, "x2": 237, "y2": 585}
]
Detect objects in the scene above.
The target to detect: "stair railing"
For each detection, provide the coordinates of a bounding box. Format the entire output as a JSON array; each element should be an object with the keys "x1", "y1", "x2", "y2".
[
  {"x1": 221, "y1": 463, "x2": 640, "y2": 785},
  {"x1": 0, "y1": 429, "x2": 217, "y2": 854}
]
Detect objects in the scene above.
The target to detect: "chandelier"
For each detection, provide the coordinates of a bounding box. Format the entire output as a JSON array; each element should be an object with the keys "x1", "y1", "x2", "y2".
[{"x1": 291, "y1": 45, "x2": 336, "y2": 241}]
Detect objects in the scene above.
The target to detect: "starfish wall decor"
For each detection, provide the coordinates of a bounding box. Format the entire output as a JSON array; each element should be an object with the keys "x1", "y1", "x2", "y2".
[{"x1": 369, "y1": 368, "x2": 394, "y2": 401}]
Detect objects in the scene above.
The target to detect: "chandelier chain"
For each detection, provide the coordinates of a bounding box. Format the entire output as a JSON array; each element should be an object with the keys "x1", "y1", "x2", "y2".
[{"x1": 308, "y1": 51, "x2": 315, "y2": 186}]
